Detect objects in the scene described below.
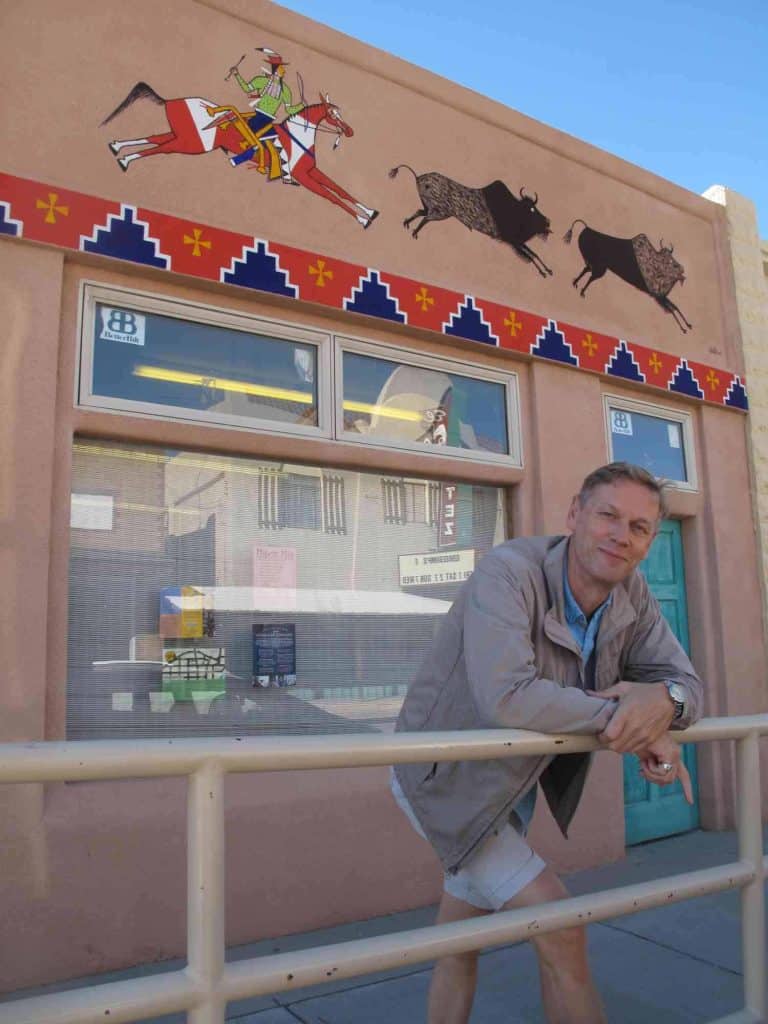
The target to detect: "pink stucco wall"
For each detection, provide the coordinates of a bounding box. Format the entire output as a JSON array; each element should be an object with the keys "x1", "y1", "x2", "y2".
[{"x1": 0, "y1": 0, "x2": 766, "y2": 992}]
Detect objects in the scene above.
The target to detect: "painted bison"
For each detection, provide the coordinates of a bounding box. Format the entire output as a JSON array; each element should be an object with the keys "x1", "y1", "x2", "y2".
[
  {"x1": 389, "y1": 165, "x2": 553, "y2": 278},
  {"x1": 564, "y1": 219, "x2": 692, "y2": 333}
]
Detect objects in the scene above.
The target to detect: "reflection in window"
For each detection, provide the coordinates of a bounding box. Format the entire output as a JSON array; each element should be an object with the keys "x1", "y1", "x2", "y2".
[
  {"x1": 342, "y1": 351, "x2": 510, "y2": 456},
  {"x1": 89, "y1": 302, "x2": 318, "y2": 430},
  {"x1": 256, "y1": 471, "x2": 346, "y2": 533},
  {"x1": 608, "y1": 406, "x2": 689, "y2": 483},
  {"x1": 382, "y1": 478, "x2": 407, "y2": 524},
  {"x1": 71, "y1": 493, "x2": 114, "y2": 531},
  {"x1": 66, "y1": 441, "x2": 506, "y2": 739},
  {"x1": 281, "y1": 473, "x2": 321, "y2": 531}
]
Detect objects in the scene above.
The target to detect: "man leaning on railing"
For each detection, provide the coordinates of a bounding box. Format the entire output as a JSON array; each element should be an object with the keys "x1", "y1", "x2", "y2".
[{"x1": 392, "y1": 462, "x2": 702, "y2": 1024}]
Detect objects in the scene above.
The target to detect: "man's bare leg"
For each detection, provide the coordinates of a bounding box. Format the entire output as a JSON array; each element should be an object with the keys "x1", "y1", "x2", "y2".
[
  {"x1": 503, "y1": 867, "x2": 606, "y2": 1024},
  {"x1": 427, "y1": 891, "x2": 489, "y2": 1024},
  {"x1": 427, "y1": 869, "x2": 605, "y2": 1024}
]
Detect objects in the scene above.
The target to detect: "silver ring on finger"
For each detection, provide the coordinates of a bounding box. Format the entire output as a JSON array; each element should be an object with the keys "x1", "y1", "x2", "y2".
[{"x1": 661, "y1": 762, "x2": 674, "y2": 773}]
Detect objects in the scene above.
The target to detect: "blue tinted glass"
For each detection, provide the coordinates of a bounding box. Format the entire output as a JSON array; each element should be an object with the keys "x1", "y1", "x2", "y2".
[
  {"x1": 91, "y1": 304, "x2": 317, "y2": 427},
  {"x1": 343, "y1": 351, "x2": 509, "y2": 454},
  {"x1": 609, "y1": 408, "x2": 687, "y2": 482}
]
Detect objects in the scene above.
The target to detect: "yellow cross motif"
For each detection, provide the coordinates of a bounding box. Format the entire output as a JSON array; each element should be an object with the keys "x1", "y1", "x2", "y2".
[
  {"x1": 581, "y1": 333, "x2": 597, "y2": 357},
  {"x1": 183, "y1": 228, "x2": 212, "y2": 257},
  {"x1": 309, "y1": 259, "x2": 333, "y2": 287},
  {"x1": 649, "y1": 352, "x2": 663, "y2": 374},
  {"x1": 504, "y1": 311, "x2": 523, "y2": 337},
  {"x1": 706, "y1": 370, "x2": 720, "y2": 391},
  {"x1": 35, "y1": 192, "x2": 69, "y2": 225},
  {"x1": 415, "y1": 286, "x2": 435, "y2": 312}
]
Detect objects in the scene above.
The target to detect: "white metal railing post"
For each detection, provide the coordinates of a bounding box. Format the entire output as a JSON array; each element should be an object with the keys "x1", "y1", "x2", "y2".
[
  {"x1": 736, "y1": 731, "x2": 766, "y2": 1021},
  {"x1": 186, "y1": 761, "x2": 226, "y2": 1024}
]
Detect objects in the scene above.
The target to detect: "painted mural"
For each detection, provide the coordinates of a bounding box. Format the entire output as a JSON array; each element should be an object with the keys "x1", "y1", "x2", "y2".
[
  {"x1": 102, "y1": 47, "x2": 379, "y2": 229},
  {"x1": 564, "y1": 220, "x2": 692, "y2": 333},
  {"x1": 0, "y1": 171, "x2": 748, "y2": 411},
  {"x1": 389, "y1": 165, "x2": 553, "y2": 279},
  {"x1": 96, "y1": 43, "x2": 702, "y2": 336}
]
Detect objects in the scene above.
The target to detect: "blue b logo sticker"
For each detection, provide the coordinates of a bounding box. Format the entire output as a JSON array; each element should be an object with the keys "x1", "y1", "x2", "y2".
[
  {"x1": 98, "y1": 306, "x2": 146, "y2": 346},
  {"x1": 610, "y1": 409, "x2": 633, "y2": 436}
]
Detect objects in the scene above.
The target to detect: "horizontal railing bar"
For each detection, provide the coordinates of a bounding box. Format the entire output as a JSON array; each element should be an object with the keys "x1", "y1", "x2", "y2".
[
  {"x1": 222, "y1": 860, "x2": 754, "y2": 1001},
  {"x1": 1, "y1": 715, "x2": 766, "y2": 784},
  {"x1": 708, "y1": 1012, "x2": 763, "y2": 1024},
  {"x1": 1, "y1": 861, "x2": 752, "y2": 1023},
  {"x1": 0, "y1": 967, "x2": 198, "y2": 1024},
  {"x1": 0, "y1": 731, "x2": 594, "y2": 782}
]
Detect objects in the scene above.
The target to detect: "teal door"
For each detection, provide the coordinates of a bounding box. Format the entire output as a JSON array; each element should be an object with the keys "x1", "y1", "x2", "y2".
[{"x1": 624, "y1": 519, "x2": 700, "y2": 845}]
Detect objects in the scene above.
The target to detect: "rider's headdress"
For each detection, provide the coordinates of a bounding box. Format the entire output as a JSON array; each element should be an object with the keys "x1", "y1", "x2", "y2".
[{"x1": 256, "y1": 46, "x2": 288, "y2": 68}]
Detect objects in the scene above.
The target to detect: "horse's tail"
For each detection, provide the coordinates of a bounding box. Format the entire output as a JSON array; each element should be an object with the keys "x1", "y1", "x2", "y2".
[
  {"x1": 388, "y1": 164, "x2": 418, "y2": 181},
  {"x1": 563, "y1": 219, "x2": 587, "y2": 245},
  {"x1": 100, "y1": 82, "x2": 165, "y2": 126}
]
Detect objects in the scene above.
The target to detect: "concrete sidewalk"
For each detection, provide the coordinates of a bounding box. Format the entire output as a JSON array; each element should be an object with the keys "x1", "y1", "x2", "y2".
[{"x1": 3, "y1": 826, "x2": 766, "y2": 1023}]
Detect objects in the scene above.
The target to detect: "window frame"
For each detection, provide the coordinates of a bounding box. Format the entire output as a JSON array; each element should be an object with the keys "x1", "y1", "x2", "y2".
[
  {"x1": 76, "y1": 282, "x2": 333, "y2": 440},
  {"x1": 334, "y1": 334, "x2": 523, "y2": 467},
  {"x1": 602, "y1": 393, "x2": 697, "y2": 491}
]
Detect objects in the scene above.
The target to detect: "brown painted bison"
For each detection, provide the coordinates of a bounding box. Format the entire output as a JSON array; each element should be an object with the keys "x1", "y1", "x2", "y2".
[{"x1": 389, "y1": 165, "x2": 553, "y2": 278}]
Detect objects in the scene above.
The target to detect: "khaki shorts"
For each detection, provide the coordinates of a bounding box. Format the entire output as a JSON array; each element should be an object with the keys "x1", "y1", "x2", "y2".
[{"x1": 391, "y1": 771, "x2": 546, "y2": 911}]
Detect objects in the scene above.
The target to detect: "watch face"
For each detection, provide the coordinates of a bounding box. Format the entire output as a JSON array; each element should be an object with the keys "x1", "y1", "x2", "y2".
[
  {"x1": 667, "y1": 682, "x2": 686, "y2": 718},
  {"x1": 668, "y1": 683, "x2": 685, "y2": 704}
]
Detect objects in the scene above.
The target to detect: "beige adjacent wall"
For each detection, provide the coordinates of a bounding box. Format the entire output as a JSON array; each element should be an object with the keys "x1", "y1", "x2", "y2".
[
  {"x1": 1, "y1": 0, "x2": 767, "y2": 993},
  {"x1": 703, "y1": 187, "x2": 768, "y2": 620}
]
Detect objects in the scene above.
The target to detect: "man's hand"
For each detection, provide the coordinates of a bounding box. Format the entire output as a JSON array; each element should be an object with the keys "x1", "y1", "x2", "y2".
[
  {"x1": 637, "y1": 735, "x2": 693, "y2": 804},
  {"x1": 589, "y1": 681, "x2": 674, "y2": 754}
]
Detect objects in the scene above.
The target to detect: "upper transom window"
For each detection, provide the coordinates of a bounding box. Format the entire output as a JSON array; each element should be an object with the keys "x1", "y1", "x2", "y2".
[
  {"x1": 336, "y1": 337, "x2": 521, "y2": 467},
  {"x1": 603, "y1": 395, "x2": 696, "y2": 489},
  {"x1": 78, "y1": 284, "x2": 522, "y2": 467},
  {"x1": 78, "y1": 284, "x2": 330, "y2": 438}
]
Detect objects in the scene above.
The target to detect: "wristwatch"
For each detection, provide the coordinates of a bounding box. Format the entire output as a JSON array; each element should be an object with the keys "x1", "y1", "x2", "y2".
[{"x1": 664, "y1": 681, "x2": 686, "y2": 721}]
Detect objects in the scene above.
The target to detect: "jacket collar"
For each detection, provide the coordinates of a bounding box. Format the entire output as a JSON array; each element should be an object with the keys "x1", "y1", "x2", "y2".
[{"x1": 542, "y1": 535, "x2": 637, "y2": 650}]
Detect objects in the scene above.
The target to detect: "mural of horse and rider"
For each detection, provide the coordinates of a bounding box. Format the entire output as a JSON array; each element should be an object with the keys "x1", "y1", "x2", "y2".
[
  {"x1": 102, "y1": 46, "x2": 379, "y2": 230},
  {"x1": 101, "y1": 46, "x2": 691, "y2": 332}
]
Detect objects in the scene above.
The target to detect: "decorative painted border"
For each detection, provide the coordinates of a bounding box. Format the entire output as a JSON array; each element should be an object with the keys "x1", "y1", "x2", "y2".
[{"x1": 0, "y1": 172, "x2": 748, "y2": 411}]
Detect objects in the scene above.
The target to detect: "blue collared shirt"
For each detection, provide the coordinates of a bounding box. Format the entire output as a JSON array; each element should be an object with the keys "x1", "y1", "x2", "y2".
[{"x1": 563, "y1": 567, "x2": 612, "y2": 670}]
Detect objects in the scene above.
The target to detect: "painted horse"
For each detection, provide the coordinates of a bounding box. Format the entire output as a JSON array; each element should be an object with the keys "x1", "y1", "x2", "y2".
[{"x1": 102, "y1": 83, "x2": 378, "y2": 228}]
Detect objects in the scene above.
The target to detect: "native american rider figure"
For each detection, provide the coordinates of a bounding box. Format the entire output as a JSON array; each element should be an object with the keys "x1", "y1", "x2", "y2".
[{"x1": 228, "y1": 47, "x2": 305, "y2": 180}]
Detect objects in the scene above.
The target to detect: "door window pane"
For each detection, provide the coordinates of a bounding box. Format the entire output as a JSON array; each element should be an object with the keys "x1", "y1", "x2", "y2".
[
  {"x1": 86, "y1": 299, "x2": 320, "y2": 431},
  {"x1": 67, "y1": 441, "x2": 506, "y2": 739},
  {"x1": 342, "y1": 350, "x2": 512, "y2": 458},
  {"x1": 607, "y1": 405, "x2": 689, "y2": 483}
]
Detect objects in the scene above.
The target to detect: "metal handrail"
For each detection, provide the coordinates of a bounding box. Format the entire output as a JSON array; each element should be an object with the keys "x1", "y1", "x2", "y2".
[{"x1": 0, "y1": 714, "x2": 765, "y2": 1024}]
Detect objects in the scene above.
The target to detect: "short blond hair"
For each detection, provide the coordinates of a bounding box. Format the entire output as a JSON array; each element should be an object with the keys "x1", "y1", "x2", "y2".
[{"x1": 578, "y1": 462, "x2": 669, "y2": 519}]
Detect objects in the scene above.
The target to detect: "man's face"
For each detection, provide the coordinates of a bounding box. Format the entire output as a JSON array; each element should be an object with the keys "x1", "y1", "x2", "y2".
[{"x1": 566, "y1": 479, "x2": 660, "y2": 590}]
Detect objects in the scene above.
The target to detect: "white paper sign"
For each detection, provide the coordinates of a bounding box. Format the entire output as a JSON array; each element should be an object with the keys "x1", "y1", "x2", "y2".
[
  {"x1": 399, "y1": 548, "x2": 475, "y2": 587},
  {"x1": 610, "y1": 410, "x2": 633, "y2": 436},
  {"x1": 99, "y1": 306, "x2": 146, "y2": 346},
  {"x1": 667, "y1": 424, "x2": 681, "y2": 448}
]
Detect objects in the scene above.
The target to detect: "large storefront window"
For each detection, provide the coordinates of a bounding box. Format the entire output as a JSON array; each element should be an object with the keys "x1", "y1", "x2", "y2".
[{"x1": 67, "y1": 441, "x2": 506, "y2": 738}]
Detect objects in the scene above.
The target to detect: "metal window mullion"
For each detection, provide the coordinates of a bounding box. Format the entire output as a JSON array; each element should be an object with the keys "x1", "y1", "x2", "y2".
[
  {"x1": 338, "y1": 476, "x2": 347, "y2": 534},
  {"x1": 736, "y1": 731, "x2": 766, "y2": 1021},
  {"x1": 186, "y1": 762, "x2": 226, "y2": 1024},
  {"x1": 271, "y1": 472, "x2": 280, "y2": 528}
]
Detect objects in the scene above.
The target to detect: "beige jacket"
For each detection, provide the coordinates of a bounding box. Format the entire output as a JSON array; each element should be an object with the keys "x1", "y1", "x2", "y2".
[{"x1": 394, "y1": 535, "x2": 703, "y2": 872}]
